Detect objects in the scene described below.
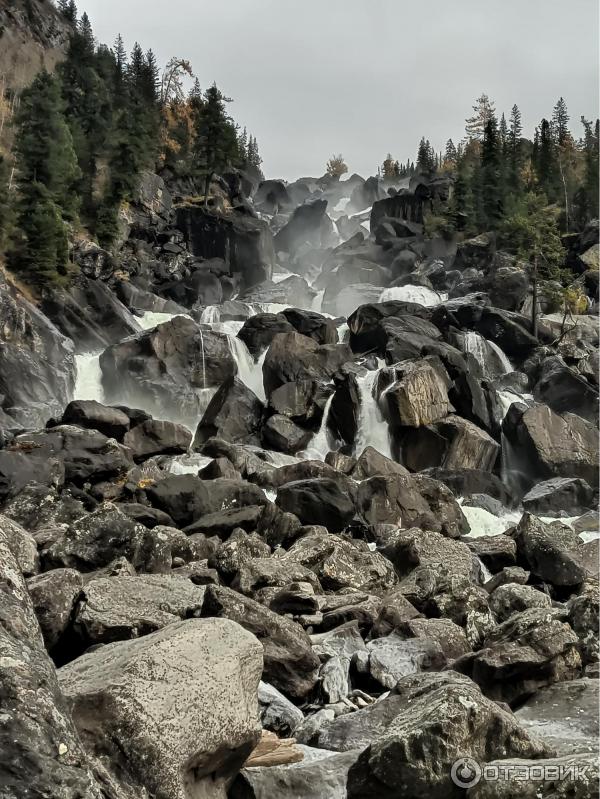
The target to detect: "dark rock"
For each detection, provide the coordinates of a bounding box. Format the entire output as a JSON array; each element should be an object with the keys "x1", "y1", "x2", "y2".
[
  {"x1": 117, "y1": 503, "x2": 175, "y2": 529},
  {"x1": 60, "y1": 400, "x2": 131, "y2": 440},
  {"x1": 238, "y1": 314, "x2": 295, "y2": 358},
  {"x1": 533, "y1": 356, "x2": 599, "y2": 424},
  {"x1": 423, "y1": 468, "x2": 512, "y2": 505},
  {"x1": 400, "y1": 415, "x2": 500, "y2": 473},
  {"x1": 263, "y1": 332, "x2": 352, "y2": 398},
  {"x1": 282, "y1": 308, "x2": 338, "y2": 345},
  {"x1": 124, "y1": 419, "x2": 191, "y2": 461},
  {"x1": 466, "y1": 535, "x2": 517, "y2": 572},
  {"x1": 27, "y1": 568, "x2": 83, "y2": 653},
  {"x1": 202, "y1": 585, "x2": 320, "y2": 698},
  {"x1": 183, "y1": 505, "x2": 263, "y2": 538},
  {"x1": 488, "y1": 582, "x2": 551, "y2": 621},
  {"x1": 274, "y1": 199, "x2": 335, "y2": 253},
  {"x1": 351, "y1": 446, "x2": 410, "y2": 480},
  {"x1": 276, "y1": 479, "x2": 355, "y2": 533},
  {"x1": 522, "y1": 477, "x2": 594, "y2": 516},
  {"x1": 209, "y1": 529, "x2": 271, "y2": 580},
  {"x1": 512, "y1": 513, "x2": 587, "y2": 587},
  {"x1": 263, "y1": 414, "x2": 312, "y2": 454},
  {"x1": 193, "y1": 377, "x2": 264, "y2": 448}
]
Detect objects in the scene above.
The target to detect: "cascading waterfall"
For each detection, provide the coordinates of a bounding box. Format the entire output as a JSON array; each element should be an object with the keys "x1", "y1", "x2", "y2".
[
  {"x1": 379, "y1": 285, "x2": 448, "y2": 306},
  {"x1": 139, "y1": 311, "x2": 190, "y2": 330},
  {"x1": 198, "y1": 327, "x2": 207, "y2": 389},
  {"x1": 354, "y1": 365, "x2": 392, "y2": 459},
  {"x1": 307, "y1": 392, "x2": 335, "y2": 460},
  {"x1": 463, "y1": 332, "x2": 513, "y2": 379},
  {"x1": 226, "y1": 336, "x2": 267, "y2": 402},
  {"x1": 74, "y1": 353, "x2": 104, "y2": 403},
  {"x1": 200, "y1": 306, "x2": 220, "y2": 325}
]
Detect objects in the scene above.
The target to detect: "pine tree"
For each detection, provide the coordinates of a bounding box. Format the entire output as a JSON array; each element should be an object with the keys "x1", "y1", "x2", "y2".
[
  {"x1": 552, "y1": 98, "x2": 570, "y2": 145},
  {"x1": 0, "y1": 155, "x2": 12, "y2": 249},
  {"x1": 444, "y1": 139, "x2": 457, "y2": 167},
  {"x1": 536, "y1": 118, "x2": 559, "y2": 201},
  {"x1": 508, "y1": 104, "x2": 523, "y2": 191},
  {"x1": 113, "y1": 34, "x2": 127, "y2": 101},
  {"x1": 465, "y1": 93, "x2": 496, "y2": 141},
  {"x1": 480, "y1": 114, "x2": 503, "y2": 229},
  {"x1": 326, "y1": 154, "x2": 348, "y2": 178},
  {"x1": 193, "y1": 83, "x2": 239, "y2": 206},
  {"x1": 381, "y1": 153, "x2": 397, "y2": 179},
  {"x1": 416, "y1": 137, "x2": 435, "y2": 175}
]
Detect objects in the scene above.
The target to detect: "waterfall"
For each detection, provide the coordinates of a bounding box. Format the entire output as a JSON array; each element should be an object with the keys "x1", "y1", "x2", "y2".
[
  {"x1": 198, "y1": 327, "x2": 207, "y2": 389},
  {"x1": 139, "y1": 311, "x2": 190, "y2": 330},
  {"x1": 354, "y1": 366, "x2": 392, "y2": 459},
  {"x1": 463, "y1": 332, "x2": 513, "y2": 379},
  {"x1": 307, "y1": 392, "x2": 335, "y2": 460},
  {"x1": 311, "y1": 289, "x2": 325, "y2": 313},
  {"x1": 497, "y1": 389, "x2": 534, "y2": 420},
  {"x1": 226, "y1": 336, "x2": 266, "y2": 402},
  {"x1": 74, "y1": 353, "x2": 104, "y2": 403},
  {"x1": 200, "y1": 306, "x2": 220, "y2": 325},
  {"x1": 378, "y1": 284, "x2": 447, "y2": 306}
]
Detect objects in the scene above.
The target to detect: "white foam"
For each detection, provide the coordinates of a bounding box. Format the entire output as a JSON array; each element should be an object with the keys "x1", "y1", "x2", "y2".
[
  {"x1": 74, "y1": 353, "x2": 104, "y2": 403},
  {"x1": 378, "y1": 285, "x2": 447, "y2": 307}
]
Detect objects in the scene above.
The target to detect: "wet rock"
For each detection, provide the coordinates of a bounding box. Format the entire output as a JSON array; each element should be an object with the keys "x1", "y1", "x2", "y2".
[
  {"x1": 117, "y1": 502, "x2": 175, "y2": 529},
  {"x1": 269, "y1": 379, "x2": 331, "y2": 428},
  {"x1": 27, "y1": 568, "x2": 83, "y2": 653},
  {"x1": 467, "y1": 535, "x2": 517, "y2": 572},
  {"x1": 512, "y1": 513, "x2": 587, "y2": 587},
  {"x1": 282, "y1": 308, "x2": 338, "y2": 345},
  {"x1": 202, "y1": 585, "x2": 320, "y2": 699},
  {"x1": 351, "y1": 446, "x2": 410, "y2": 480},
  {"x1": 100, "y1": 315, "x2": 235, "y2": 427},
  {"x1": 263, "y1": 414, "x2": 312, "y2": 454},
  {"x1": 489, "y1": 583, "x2": 551, "y2": 621},
  {"x1": 193, "y1": 377, "x2": 264, "y2": 448},
  {"x1": 424, "y1": 467, "x2": 512, "y2": 505},
  {"x1": 382, "y1": 357, "x2": 451, "y2": 427},
  {"x1": 274, "y1": 199, "x2": 335, "y2": 253},
  {"x1": 123, "y1": 419, "x2": 191, "y2": 461},
  {"x1": 73, "y1": 575, "x2": 206, "y2": 645},
  {"x1": 276, "y1": 479, "x2": 355, "y2": 533},
  {"x1": 44, "y1": 504, "x2": 172, "y2": 573},
  {"x1": 533, "y1": 355, "x2": 599, "y2": 424},
  {"x1": 0, "y1": 527, "x2": 106, "y2": 798},
  {"x1": 401, "y1": 415, "x2": 500, "y2": 473},
  {"x1": 59, "y1": 618, "x2": 263, "y2": 799},
  {"x1": 522, "y1": 477, "x2": 594, "y2": 517},
  {"x1": 284, "y1": 528, "x2": 397, "y2": 594},
  {"x1": 238, "y1": 314, "x2": 295, "y2": 358},
  {"x1": 146, "y1": 474, "x2": 266, "y2": 528},
  {"x1": 184, "y1": 505, "x2": 263, "y2": 537},
  {"x1": 60, "y1": 400, "x2": 131, "y2": 440},
  {"x1": 263, "y1": 332, "x2": 352, "y2": 398}
]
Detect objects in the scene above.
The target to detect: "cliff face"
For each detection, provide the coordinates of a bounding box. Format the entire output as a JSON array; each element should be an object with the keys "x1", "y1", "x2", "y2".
[{"x1": 0, "y1": 0, "x2": 71, "y2": 92}]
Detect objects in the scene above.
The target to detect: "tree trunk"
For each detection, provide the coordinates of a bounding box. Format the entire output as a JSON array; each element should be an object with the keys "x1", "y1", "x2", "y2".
[{"x1": 531, "y1": 255, "x2": 539, "y2": 339}]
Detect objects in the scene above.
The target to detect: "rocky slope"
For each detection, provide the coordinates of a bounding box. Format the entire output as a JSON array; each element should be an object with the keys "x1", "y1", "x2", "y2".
[{"x1": 0, "y1": 166, "x2": 598, "y2": 798}]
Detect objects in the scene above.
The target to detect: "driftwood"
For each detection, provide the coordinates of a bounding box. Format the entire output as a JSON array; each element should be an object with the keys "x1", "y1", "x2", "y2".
[{"x1": 243, "y1": 730, "x2": 304, "y2": 768}]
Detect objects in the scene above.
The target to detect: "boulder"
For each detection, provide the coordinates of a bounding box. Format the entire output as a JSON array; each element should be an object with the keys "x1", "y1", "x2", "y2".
[
  {"x1": 0, "y1": 527, "x2": 106, "y2": 798},
  {"x1": 351, "y1": 446, "x2": 410, "y2": 480},
  {"x1": 123, "y1": 419, "x2": 191, "y2": 461},
  {"x1": 238, "y1": 314, "x2": 295, "y2": 358},
  {"x1": 533, "y1": 355, "x2": 599, "y2": 424},
  {"x1": 282, "y1": 308, "x2": 338, "y2": 345},
  {"x1": 383, "y1": 528, "x2": 476, "y2": 582},
  {"x1": 258, "y1": 681, "x2": 304, "y2": 738},
  {"x1": 344, "y1": 671, "x2": 548, "y2": 799},
  {"x1": 284, "y1": 528, "x2": 397, "y2": 594},
  {"x1": 100, "y1": 315, "x2": 235, "y2": 427},
  {"x1": 263, "y1": 414, "x2": 312, "y2": 454},
  {"x1": 27, "y1": 568, "x2": 83, "y2": 653},
  {"x1": 74, "y1": 575, "x2": 207, "y2": 645},
  {"x1": 366, "y1": 633, "x2": 447, "y2": 689},
  {"x1": 59, "y1": 618, "x2": 263, "y2": 799},
  {"x1": 0, "y1": 513, "x2": 39, "y2": 576},
  {"x1": 382, "y1": 357, "x2": 451, "y2": 427},
  {"x1": 209, "y1": 530, "x2": 271, "y2": 581},
  {"x1": 60, "y1": 400, "x2": 131, "y2": 440},
  {"x1": 241, "y1": 276, "x2": 316, "y2": 309},
  {"x1": 274, "y1": 199, "x2": 335, "y2": 253},
  {"x1": 522, "y1": 477, "x2": 594, "y2": 516},
  {"x1": 193, "y1": 377, "x2": 264, "y2": 448},
  {"x1": 424, "y1": 467, "x2": 512, "y2": 505},
  {"x1": 0, "y1": 271, "x2": 76, "y2": 429},
  {"x1": 488, "y1": 583, "x2": 551, "y2": 621},
  {"x1": 276, "y1": 479, "x2": 356, "y2": 533},
  {"x1": 403, "y1": 617, "x2": 471, "y2": 660},
  {"x1": 511, "y1": 513, "x2": 587, "y2": 587},
  {"x1": 202, "y1": 585, "x2": 320, "y2": 699},
  {"x1": 400, "y1": 415, "x2": 500, "y2": 473},
  {"x1": 232, "y1": 557, "x2": 321, "y2": 598},
  {"x1": 263, "y1": 332, "x2": 352, "y2": 398}
]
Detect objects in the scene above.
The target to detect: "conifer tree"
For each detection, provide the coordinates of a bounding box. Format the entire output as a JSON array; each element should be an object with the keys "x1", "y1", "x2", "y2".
[
  {"x1": 551, "y1": 97, "x2": 570, "y2": 145},
  {"x1": 536, "y1": 118, "x2": 559, "y2": 201},
  {"x1": 193, "y1": 84, "x2": 239, "y2": 205},
  {"x1": 0, "y1": 155, "x2": 12, "y2": 249},
  {"x1": 326, "y1": 153, "x2": 348, "y2": 178},
  {"x1": 481, "y1": 114, "x2": 503, "y2": 228},
  {"x1": 508, "y1": 104, "x2": 523, "y2": 191},
  {"x1": 465, "y1": 93, "x2": 496, "y2": 141}
]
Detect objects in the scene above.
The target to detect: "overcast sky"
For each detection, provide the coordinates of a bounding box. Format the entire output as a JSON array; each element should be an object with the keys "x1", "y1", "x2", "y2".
[{"x1": 77, "y1": 0, "x2": 599, "y2": 181}]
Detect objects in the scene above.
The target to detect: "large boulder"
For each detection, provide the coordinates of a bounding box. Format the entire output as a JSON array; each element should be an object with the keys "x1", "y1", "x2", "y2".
[
  {"x1": 124, "y1": 419, "x2": 192, "y2": 461},
  {"x1": 58, "y1": 618, "x2": 263, "y2": 799},
  {"x1": 27, "y1": 568, "x2": 83, "y2": 654},
  {"x1": 522, "y1": 477, "x2": 594, "y2": 516},
  {"x1": 61, "y1": 400, "x2": 131, "y2": 440},
  {"x1": 0, "y1": 528, "x2": 106, "y2": 798},
  {"x1": 100, "y1": 315, "x2": 235, "y2": 428},
  {"x1": 533, "y1": 355, "x2": 599, "y2": 424},
  {"x1": 238, "y1": 314, "x2": 295, "y2": 358},
  {"x1": 503, "y1": 403, "x2": 599, "y2": 488},
  {"x1": 345, "y1": 671, "x2": 548, "y2": 799},
  {"x1": 400, "y1": 415, "x2": 500, "y2": 473},
  {"x1": 202, "y1": 585, "x2": 320, "y2": 698},
  {"x1": 0, "y1": 271, "x2": 75, "y2": 429},
  {"x1": 176, "y1": 205, "x2": 275, "y2": 288},
  {"x1": 263, "y1": 332, "x2": 352, "y2": 398},
  {"x1": 193, "y1": 377, "x2": 264, "y2": 448},
  {"x1": 511, "y1": 513, "x2": 588, "y2": 587},
  {"x1": 382, "y1": 357, "x2": 451, "y2": 428},
  {"x1": 276, "y1": 479, "x2": 356, "y2": 533},
  {"x1": 274, "y1": 199, "x2": 335, "y2": 253}
]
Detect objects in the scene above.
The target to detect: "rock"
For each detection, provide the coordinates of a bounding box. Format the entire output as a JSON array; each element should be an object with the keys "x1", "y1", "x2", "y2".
[
  {"x1": 59, "y1": 618, "x2": 263, "y2": 799},
  {"x1": 276, "y1": 479, "x2": 355, "y2": 533},
  {"x1": 176, "y1": 205, "x2": 275, "y2": 289},
  {"x1": 351, "y1": 446, "x2": 410, "y2": 480},
  {"x1": 467, "y1": 535, "x2": 517, "y2": 572},
  {"x1": 0, "y1": 513, "x2": 39, "y2": 576},
  {"x1": 238, "y1": 314, "x2": 295, "y2": 358},
  {"x1": 263, "y1": 332, "x2": 352, "y2": 398},
  {"x1": 184, "y1": 505, "x2": 263, "y2": 538},
  {"x1": 202, "y1": 585, "x2": 320, "y2": 699},
  {"x1": 193, "y1": 377, "x2": 264, "y2": 448},
  {"x1": 489, "y1": 583, "x2": 551, "y2": 621},
  {"x1": 282, "y1": 308, "x2": 338, "y2": 345},
  {"x1": 366, "y1": 632, "x2": 446, "y2": 689},
  {"x1": 123, "y1": 419, "x2": 191, "y2": 461},
  {"x1": 0, "y1": 526, "x2": 106, "y2": 798},
  {"x1": 274, "y1": 199, "x2": 334, "y2": 253},
  {"x1": 567, "y1": 582, "x2": 599, "y2": 665},
  {"x1": 403, "y1": 617, "x2": 472, "y2": 659},
  {"x1": 241, "y1": 276, "x2": 316, "y2": 309},
  {"x1": 61, "y1": 400, "x2": 131, "y2": 440},
  {"x1": 401, "y1": 415, "x2": 500, "y2": 473},
  {"x1": 522, "y1": 477, "x2": 594, "y2": 516},
  {"x1": 489, "y1": 263, "x2": 529, "y2": 311},
  {"x1": 12, "y1": 424, "x2": 133, "y2": 487},
  {"x1": 232, "y1": 557, "x2": 321, "y2": 598},
  {"x1": 100, "y1": 315, "x2": 235, "y2": 428},
  {"x1": 73, "y1": 575, "x2": 207, "y2": 645},
  {"x1": 483, "y1": 566, "x2": 530, "y2": 594},
  {"x1": 515, "y1": 678, "x2": 598, "y2": 756},
  {"x1": 146, "y1": 475, "x2": 266, "y2": 528},
  {"x1": 242, "y1": 729, "x2": 304, "y2": 768},
  {"x1": 512, "y1": 513, "x2": 587, "y2": 587},
  {"x1": 343, "y1": 670, "x2": 549, "y2": 799},
  {"x1": 371, "y1": 587, "x2": 422, "y2": 637},
  {"x1": 44, "y1": 504, "x2": 172, "y2": 573},
  {"x1": 269, "y1": 379, "x2": 331, "y2": 428},
  {"x1": 383, "y1": 357, "x2": 451, "y2": 427},
  {"x1": 503, "y1": 403, "x2": 599, "y2": 488},
  {"x1": 231, "y1": 745, "x2": 359, "y2": 799},
  {"x1": 263, "y1": 414, "x2": 312, "y2": 454},
  {"x1": 258, "y1": 681, "x2": 304, "y2": 737},
  {"x1": 0, "y1": 449, "x2": 65, "y2": 503},
  {"x1": 424, "y1": 468, "x2": 512, "y2": 505},
  {"x1": 27, "y1": 568, "x2": 83, "y2": 653},
  {"x1": 284, "y1": 528, "x2": 397, "y2": 594},
  {"x1": 384, "y1": 528, "x2": 476, "y2": 583},
  {"x1": 0, "y1": 270, "x2": 76, "y2": 429},
  {"x1": 533, "y1": 355, "x2": 599, "y2": 424},
  {"x1": 118, "y1": 502, "x2": 176, "y2": 529},
  {"x1": 357, "y1": 474, "x2": 469, "y2": 537}
]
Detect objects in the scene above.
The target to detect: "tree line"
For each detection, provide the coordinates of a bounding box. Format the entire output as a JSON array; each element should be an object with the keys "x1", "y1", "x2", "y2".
[{"x1": 0, "y1": 2, "x2": 263, "y2": 287}]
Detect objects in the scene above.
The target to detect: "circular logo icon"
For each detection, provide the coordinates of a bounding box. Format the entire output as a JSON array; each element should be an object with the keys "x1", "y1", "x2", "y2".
[{"x1": 451, "y1": 757, "x2": 482, "y2": 788}]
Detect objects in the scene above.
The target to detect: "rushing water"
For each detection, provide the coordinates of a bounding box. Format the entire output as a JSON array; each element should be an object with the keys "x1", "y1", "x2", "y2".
[
  {"x1": 354, "y1": 365, "x2": 392, "y2": 459},
  {"x1": 307, "y1": 393, "x2": 335, "y2": 460},
  {"x1": 378, "y1": 284, "x2": 448, "y2": 306},
  {"x1": 74, "y1": 353, "x2": 104, "y2": 403},
  {"x1": 463, "y1": 332, "x2": 513, "y2": 379}
]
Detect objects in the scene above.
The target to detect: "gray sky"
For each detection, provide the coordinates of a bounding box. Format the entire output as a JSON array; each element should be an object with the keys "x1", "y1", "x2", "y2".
[{"x1": 78, "y1": 0, "x2": 599, "y2": 181}]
